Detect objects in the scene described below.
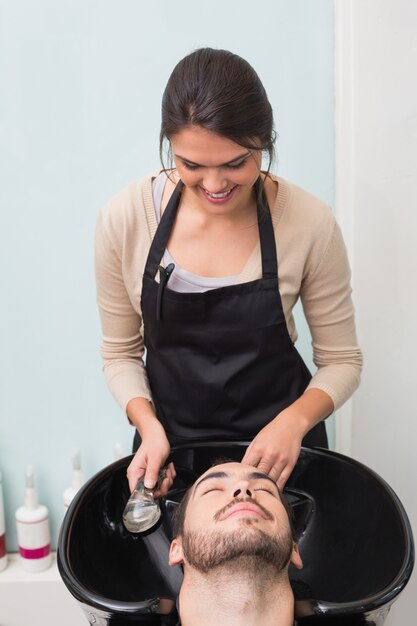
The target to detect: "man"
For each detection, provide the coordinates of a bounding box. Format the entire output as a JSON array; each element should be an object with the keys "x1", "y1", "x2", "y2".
[{"x1": 169, "y1": 462, "x2": 303, "y2": 626}]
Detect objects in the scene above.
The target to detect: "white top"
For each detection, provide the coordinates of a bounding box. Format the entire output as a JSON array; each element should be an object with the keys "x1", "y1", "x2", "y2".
[{"x1": 152, "y1": 172, "x2": 238, "y2": 292}]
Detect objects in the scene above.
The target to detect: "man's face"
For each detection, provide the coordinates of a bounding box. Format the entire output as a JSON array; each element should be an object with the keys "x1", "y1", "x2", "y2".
[{"x1": 169, "y1": 462, "x2": 302, "y2": 573}]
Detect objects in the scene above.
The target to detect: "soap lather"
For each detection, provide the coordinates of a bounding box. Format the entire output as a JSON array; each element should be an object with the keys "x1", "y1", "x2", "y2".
[{"x1": 123, "y1": 469, "x2": 166, "y2": 533}]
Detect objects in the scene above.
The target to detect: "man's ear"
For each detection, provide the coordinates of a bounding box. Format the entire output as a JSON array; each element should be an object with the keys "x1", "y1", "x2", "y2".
[
  {"x1": 290, "y1": 542, "x2": 303, "y2": 570},
  {"x1": 169, "y1": 537, "x2": 184, "y2": 566}
]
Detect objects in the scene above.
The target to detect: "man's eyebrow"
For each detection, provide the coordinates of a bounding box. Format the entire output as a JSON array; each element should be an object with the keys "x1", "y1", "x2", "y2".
[
  {"x1": 247, "y1": 471, "x2": 280, "y2": 494},
  {"x1": 174, "y1": 151, "x2": 251, "y2": 168},
  {"x1": 193, "y1": 471, "x2": 229, "y2": 493},
  {"x1": 193, "y1": 469, "x2": 280, "y2": 495}
]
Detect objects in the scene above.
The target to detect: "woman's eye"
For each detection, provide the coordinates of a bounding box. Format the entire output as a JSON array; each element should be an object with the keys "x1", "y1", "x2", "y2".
[
  {"x1": 181, "y1": 160, "x2": 247, "y2": 170},
  {"x1": 226, "y1": 160, "x2": 247, "y2": 169}
]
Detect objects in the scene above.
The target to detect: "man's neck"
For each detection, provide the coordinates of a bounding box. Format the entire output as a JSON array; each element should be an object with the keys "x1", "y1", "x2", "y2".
[{"x1": 178, "y1": 564, "x2": 294, "y2": 626}]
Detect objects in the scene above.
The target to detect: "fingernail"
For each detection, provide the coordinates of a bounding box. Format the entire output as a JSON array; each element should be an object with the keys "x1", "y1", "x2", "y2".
[{"x1": 144, "y1": 479, "x2": 155, "y2": 489}]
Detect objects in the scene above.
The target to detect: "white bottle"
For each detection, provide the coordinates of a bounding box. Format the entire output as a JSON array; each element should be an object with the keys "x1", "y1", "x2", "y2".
[
  {"x1": 0, "y1": 471, "x2": 8, "y2": 572},
  {"x1": 63, "y1": 449, "x2": 84, "y2": 510},
  {"x1": 15, "y1": 466, "x2": 51, "y2": 572}
]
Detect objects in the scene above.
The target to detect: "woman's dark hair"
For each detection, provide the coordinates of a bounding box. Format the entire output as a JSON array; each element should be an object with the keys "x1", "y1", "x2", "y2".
[{"x1": 160, "y1": 47, "x2": 276, "y2": 171}]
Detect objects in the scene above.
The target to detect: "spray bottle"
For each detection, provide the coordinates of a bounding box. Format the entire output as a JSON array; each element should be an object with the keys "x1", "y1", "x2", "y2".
[
  {"x1": 15, "y1": 466, "x2": 51, "y2": 572},
  {"x1": 63, "y1": 449, "x2": 84, "y2": 510},
  {"x1": 0, "y1": 471, "x2": 7, "y2": 572}
]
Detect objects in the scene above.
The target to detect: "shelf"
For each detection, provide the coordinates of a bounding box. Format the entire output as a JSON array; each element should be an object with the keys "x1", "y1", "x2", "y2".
[
  {"x1": 0, "y1": 551, "x2": 61, "y2": 581},
  {"x1": 0, "y1": 552, "x2": 86, "y2": 626}
]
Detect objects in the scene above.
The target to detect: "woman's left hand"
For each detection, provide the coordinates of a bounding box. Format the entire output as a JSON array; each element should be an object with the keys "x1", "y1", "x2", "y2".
[
  {"x1": 242, "y1": 389, "x2": 334, "y2": 489},
  {"x1": 241, "y1": 413, "x2": 306, "y2": 491}
]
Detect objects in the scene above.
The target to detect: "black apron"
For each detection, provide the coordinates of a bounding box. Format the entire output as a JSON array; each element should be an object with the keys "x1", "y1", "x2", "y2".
[{"x1": 138, "y1": 178, "x2": 327, "y2": 449}]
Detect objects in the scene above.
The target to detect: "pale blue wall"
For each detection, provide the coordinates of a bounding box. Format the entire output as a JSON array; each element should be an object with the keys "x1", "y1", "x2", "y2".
[{"x1": 0, "y1": 0, "x2": 334, "y2": 551}]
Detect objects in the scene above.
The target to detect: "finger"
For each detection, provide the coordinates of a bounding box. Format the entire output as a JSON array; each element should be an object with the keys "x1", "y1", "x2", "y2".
[
  {"x1": 256, "y1": 457, "x2": 277, "y2": 476},
  {"x1": 165, "y1": 462, "x2": 176, "y2": 480},
  {"x1": 127, "y1": 464, "x2": 146, "y2": 493},
  {"x1": 277, "y1": 467, "x2": 292, "y2": 492},
  {"x1": 161, "y1": 470, "x2": 174, "y2": 489},
  {"x1": 159, "y1": 464, "x2": 175, "y2": 491},
  {"x1": 154, "y1": 479, "x2": 171, "y2": 498},
  {"x1": 154, "y1": 476, "x2": 171, "y2": 498},
  {"x1": 241, "y1": 448, "x2": 262, "y2": 468},
  {"x1": 266, "y1": 464, "x2": 282, "y2": 483},
  {"x1": 167, "y1": 461, "x2": 176, "y2": 479},
  {"x1": 144, "y1": 461, "x2": 162, "y2": 490},
  {"x1": 154, "y1": 462, "x2": 176, "y2": 498}
]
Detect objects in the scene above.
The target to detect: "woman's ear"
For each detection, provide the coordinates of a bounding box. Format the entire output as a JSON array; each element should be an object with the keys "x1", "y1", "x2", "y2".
[
  {"x1": 169, "y1": 537, "x2": 184, "y2": 566},
  {"x1": 290, "y1": 542, "x2": 303, "y2": 570}
]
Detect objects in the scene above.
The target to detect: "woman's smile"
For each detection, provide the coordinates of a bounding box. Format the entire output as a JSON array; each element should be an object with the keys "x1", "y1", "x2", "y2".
[{"x1": 200, "y1": 184, "x2": 238, "y2": 204}]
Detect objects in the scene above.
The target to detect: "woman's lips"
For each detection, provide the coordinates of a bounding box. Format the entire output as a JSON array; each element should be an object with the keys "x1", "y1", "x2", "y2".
[{"x1": 200, "y1": 185, "x2": 238, "y2": 204}]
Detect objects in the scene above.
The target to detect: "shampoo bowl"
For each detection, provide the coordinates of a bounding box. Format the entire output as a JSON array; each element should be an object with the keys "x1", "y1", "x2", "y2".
[{"x1": 58, "y1": 443, "x2": 414, "y2": 625}]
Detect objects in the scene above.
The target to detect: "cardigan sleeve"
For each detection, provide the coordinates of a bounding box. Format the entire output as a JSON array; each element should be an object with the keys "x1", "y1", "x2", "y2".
[
  {"x1": 301, "y1": 217, "x2": 363, "y2": 410},
  {"x1": 95, "y1": 203, "x2": 153, "y2": 414}
]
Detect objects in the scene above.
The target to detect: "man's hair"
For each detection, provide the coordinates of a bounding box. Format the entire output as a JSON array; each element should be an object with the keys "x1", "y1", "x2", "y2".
[{"x1": 170, "y1": 460, "x2": 295, "y2": 539}]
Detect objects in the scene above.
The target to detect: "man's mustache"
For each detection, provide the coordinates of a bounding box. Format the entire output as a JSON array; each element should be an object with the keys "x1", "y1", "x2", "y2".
[{"x1": 214, "y1": 496, "x2": 274, "y2": 522}]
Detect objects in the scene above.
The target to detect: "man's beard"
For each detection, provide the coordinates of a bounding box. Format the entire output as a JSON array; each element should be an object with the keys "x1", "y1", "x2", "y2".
[{"x1": 181, "y1": 520, "x2": 293, "y2": 576}]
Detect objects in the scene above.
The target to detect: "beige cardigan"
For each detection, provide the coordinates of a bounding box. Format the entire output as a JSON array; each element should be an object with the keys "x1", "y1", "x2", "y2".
[{"x1": 95, "y1": 173, "x2": 362, "y2": 415}]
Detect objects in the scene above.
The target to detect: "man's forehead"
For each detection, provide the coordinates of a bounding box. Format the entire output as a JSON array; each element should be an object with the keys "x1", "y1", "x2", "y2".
[{"x1": 200, "y1": 462, "x2": 249, "y2": 478}]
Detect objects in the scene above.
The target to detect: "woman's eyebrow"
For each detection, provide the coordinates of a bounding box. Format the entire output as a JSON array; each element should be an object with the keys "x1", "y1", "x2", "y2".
[{"x1": 174, "y1": 151, "x2": 251, "y2": 167}]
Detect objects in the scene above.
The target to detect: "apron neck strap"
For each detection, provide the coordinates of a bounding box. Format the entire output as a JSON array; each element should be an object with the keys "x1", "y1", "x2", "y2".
[
  {"x1": 254, "y1": 177, "x2": 278, "y2": 279},
  {"x1": 145, "y1": 179, "x2": 184, "y2": 279},
  {"x1": 145, "y1": 177, "x2": 278, "y2": 280}
]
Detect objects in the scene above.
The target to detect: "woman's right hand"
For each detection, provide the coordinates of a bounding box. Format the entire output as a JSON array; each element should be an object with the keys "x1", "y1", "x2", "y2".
[{"x1": 126, "y1": 406, "x2": 175, "y2": 496}]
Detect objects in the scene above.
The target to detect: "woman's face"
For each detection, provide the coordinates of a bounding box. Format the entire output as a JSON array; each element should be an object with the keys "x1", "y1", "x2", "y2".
[{"x1": 170, "y1": 126, "x2": 262, "y2": 215}]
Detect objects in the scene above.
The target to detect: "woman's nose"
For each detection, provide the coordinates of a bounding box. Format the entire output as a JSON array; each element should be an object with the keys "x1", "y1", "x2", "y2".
[{"x1": 202, "y1": 169, "x2": 228, "y2": 193}]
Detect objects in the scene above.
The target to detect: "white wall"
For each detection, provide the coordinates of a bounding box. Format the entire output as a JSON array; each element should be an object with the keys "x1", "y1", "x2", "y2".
[
  {"x1": 0, "y1": 0, "x2": 335, "y2": 554},
  {"x1": 335, "y1": 1, "x2": 417, "y2": 623}
]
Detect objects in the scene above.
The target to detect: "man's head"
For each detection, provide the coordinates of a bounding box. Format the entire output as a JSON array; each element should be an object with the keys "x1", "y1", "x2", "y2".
[{"x1": 169, "y1": 462, "x2": 302, "y2": 576}]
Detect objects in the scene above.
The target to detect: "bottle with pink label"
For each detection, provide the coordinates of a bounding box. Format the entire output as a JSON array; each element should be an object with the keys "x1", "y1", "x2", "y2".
[
  {"x1": 15, "y1": 465, "x2": 51, "y2": 572},
  {"x1": 0, "y1": 470, "x2": 7, "y2": 571}
]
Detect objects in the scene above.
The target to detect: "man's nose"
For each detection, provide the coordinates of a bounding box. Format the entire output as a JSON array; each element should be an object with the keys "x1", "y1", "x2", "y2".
[{"x1": 233, "y1": 484, "x2": 253, "y2": 498}]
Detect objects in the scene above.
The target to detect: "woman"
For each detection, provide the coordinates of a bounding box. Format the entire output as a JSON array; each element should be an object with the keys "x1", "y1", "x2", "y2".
[{"x1": 95, "y1": 48, "x2": 362, "y2": 495}]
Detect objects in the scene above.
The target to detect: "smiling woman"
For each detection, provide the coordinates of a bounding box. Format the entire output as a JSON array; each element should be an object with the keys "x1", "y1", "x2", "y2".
[{"x1": 95, "y1": 47, "x2": 362, "y2": 499}]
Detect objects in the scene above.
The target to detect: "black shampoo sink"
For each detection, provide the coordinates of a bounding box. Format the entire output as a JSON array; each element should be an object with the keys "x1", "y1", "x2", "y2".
[{"x1": 58, "y1": 443, "x2": 413, "y2": 625}]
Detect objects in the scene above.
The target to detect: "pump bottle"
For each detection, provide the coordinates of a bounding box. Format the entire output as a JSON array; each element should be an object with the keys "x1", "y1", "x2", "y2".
[
  {"x1": 0, "y1": 471, "x2": 7, "y2": 572},
  {"x1": 15, "y1": 466, "x2": 51, "y2": 572},
  {"x1": 63, "y1": 450, "x2": 84, "y2": 510}
]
